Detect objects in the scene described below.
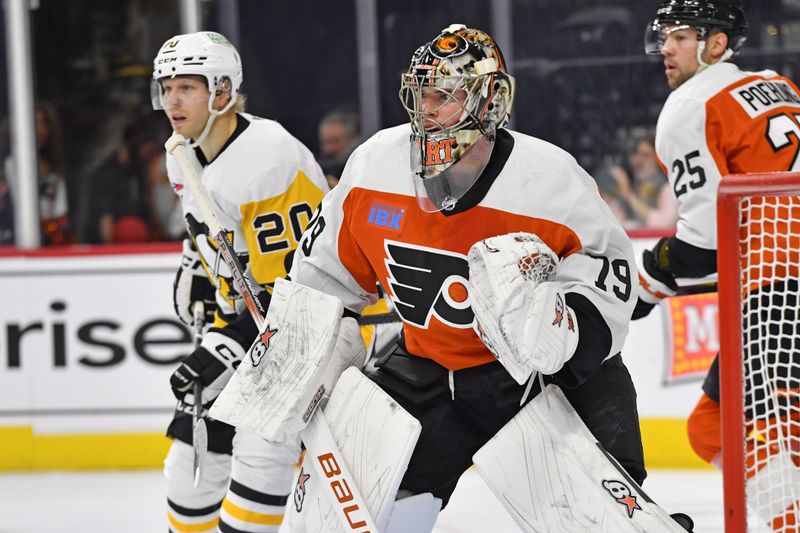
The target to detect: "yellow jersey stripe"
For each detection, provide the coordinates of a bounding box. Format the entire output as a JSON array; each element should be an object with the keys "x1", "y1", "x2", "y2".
[
  {"x1": 221, "y1": 497, "x2": 284, "y2": 526},
  {"x1": 167, "y1": 511, "x2": 219, "y2": 532}
]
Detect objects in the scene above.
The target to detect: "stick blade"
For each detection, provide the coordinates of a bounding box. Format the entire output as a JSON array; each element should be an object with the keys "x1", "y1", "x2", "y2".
[{"x1": 192, "y1": 418, "x2": 208, "y2": 489}]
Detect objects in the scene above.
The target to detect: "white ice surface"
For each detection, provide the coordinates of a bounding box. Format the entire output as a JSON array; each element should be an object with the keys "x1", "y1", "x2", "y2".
[{"x1": 0, "y1": 468, "x2": 725, "y2": 532}]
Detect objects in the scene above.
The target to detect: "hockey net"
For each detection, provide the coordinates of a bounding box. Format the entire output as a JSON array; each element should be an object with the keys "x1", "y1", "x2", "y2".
[{"x1": 718, "y1": 173, "x2": 800, "y2": 533}]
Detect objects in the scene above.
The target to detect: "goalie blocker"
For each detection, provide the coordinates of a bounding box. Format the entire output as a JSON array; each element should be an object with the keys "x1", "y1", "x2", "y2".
[{"x1": 211, "y1": 279, "x2": 440, "y2": 532}]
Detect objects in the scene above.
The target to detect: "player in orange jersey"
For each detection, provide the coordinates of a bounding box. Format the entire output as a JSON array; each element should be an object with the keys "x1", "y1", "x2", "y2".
[
  {"x1": 635, "y1": 1, "x2": 800, "y2": 528},
  {"x1": 285, "y1": 23, "x2": 663, "y2": 529}
]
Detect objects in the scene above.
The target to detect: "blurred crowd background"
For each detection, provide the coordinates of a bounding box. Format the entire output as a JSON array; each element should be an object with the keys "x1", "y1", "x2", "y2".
[{"x1": 0, "y1": 0, "x2": 798, "y2": 247}]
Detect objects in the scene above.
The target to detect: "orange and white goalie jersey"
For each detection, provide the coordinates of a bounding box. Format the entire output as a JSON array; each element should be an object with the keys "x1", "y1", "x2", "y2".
[
  {"x1": 167, "y1": 113, "x2": 328, "y2": 323},
  {"x1": 290, "y1": 124, "x2": 637, "y2": 376},
  {"x1": 656, "y1": 62, "x2": 800, "y2": 252}
]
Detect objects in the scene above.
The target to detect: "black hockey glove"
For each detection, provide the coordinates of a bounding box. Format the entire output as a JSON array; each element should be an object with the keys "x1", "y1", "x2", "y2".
[
  {"x1": 633, "y1": 238, "x2": 679, "y2": 320},
  {"x1": 173, "y1": 239, "x2": 217, "y2": 326},
  {"x1": 170, "y1": 330, "x2": 245, "y2": 407}
]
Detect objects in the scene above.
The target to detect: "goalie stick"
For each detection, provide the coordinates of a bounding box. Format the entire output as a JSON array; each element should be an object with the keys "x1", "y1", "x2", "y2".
[
  {"x1": 165, "y1": 133, "x2": 378, "y2": 532},
  {"x1": 356, "y1": 310, "x2": 400, "y2": 326},
  {"x1": 675, "y1": 282, "x2": 717, "y2": 296}
]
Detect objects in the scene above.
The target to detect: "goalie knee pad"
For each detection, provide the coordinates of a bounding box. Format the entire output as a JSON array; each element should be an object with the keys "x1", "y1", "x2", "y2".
[{"x1": 164, "y1": 439, "x2": 231, "y2": 533}]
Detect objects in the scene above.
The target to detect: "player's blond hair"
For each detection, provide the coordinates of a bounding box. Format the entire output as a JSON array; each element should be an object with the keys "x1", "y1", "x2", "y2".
[{"x1": 234, "y1": 93, "x2": 246, "y2": 113}]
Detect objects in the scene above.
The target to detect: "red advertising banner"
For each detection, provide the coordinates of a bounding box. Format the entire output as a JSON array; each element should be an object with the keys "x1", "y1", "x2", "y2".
[{"x1": 661, "y1": 292, "x2": 719, "y2": 383}]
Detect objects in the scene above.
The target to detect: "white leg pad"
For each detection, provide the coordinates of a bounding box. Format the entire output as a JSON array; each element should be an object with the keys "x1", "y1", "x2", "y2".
[
  {"x1": 473, "y1": 384, "x2": 687, "y2": 533},
  {"x1": 288, "y1": 367, "x2": 421, "y2": 532}
]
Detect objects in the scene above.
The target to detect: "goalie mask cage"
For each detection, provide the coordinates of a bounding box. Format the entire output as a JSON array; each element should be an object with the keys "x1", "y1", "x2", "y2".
[{"x1": 718, "y1": 173, "x2": 800, "y2": 533}]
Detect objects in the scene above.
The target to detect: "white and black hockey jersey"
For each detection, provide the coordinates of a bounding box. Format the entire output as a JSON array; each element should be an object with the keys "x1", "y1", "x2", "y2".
[
  {"x1": 655, "y1": 62, "x2": 800, "y2": 279},
  {"x1": 290, "y1": 125, "x2": 637, "y2": 385},
  {"x1": 167, "y1": 113, "x2": 328, "y2": 322}
]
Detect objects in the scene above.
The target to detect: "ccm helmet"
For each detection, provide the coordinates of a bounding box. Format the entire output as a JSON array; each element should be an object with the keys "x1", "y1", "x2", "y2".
[{"x1": 151, "y1": 31, "x2": 242, "y2": 115}]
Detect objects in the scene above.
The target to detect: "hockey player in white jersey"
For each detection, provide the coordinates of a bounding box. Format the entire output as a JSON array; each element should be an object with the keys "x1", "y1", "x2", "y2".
[
  {"x1": 151, "y1": 31, "x2": 329, "y2": 533},
  {"x1": 637, "y1": 2, "x2": 800, "y2": 529},
  {"x1": 283, "y1": 24, "x2": 685, "y2": 530}
]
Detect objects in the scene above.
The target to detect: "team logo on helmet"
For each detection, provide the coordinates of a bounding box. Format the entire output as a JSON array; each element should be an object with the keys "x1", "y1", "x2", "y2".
[{"x1": 431, "y1": 33, "x2": 468, "y2": 58}]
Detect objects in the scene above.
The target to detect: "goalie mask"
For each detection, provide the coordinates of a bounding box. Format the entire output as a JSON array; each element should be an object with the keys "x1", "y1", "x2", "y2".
[
  {"x1": 644, "y1": 0, "x2": 748, "y2": 60},
  {"x1": 151, "y1": 31, "x2": 243, "y2": 146},
  {"x1": 399, "y1": 24, "x2": 515, "y2": 212}
]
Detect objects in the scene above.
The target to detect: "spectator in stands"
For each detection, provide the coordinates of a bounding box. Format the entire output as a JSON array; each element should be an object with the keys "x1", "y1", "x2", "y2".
[
  {"x1": 595, "y1": 162, "x2": 635, "y2": 226},
  {"x1": 0, "y1": 176, "x2": 13, "y2": 245},
  {"x1": 147, "y1": 151, "x2": 186, "y2": 241},
  {"x1": 597, "y1": 137, "x2": 677, "y2": 230},
  {"x1": 35, "y1": 102, "x2": 75, "y2": 245},
  {"x1": 0, "y1": 101, "x2": 75, "y2": 245},
  {"x1": 0, "y1": 122, "x2": 12, "y2": 245},
  {"x1": 88, "y1": 117, "x2": 162, "y2": 244},
  {"x1": 317, "y1": 107, "x2": 360, "y2": 188},
  {"x1": 619, "y1": 136, "x2": 677, "y2": 229}
]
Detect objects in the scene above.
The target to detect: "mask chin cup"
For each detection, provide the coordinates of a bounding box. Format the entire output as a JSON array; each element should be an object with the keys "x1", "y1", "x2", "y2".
[{"x1": 411, "y1": 128, "x2": 496, "y2": 213}]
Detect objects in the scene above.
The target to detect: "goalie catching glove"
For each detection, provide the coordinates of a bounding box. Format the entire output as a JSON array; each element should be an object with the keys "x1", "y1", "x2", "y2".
[
  {"x1": 173, "y1": 239, "x2": 218, "y2": 326},
  {"x1": 170, "y1": 329, "x2": 245, "y2": 407},
  {"x1": 468, "y1": 232, "x2": 579, "y2": 384}
]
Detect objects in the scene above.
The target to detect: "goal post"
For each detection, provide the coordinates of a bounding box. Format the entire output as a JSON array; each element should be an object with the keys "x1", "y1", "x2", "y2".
[{"x1": 718, "y1": 173, "x2": 800, "y2": 533}]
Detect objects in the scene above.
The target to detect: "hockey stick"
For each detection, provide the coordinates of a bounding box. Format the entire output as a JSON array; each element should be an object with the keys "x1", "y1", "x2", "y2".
[
  {"x1": 164, "y1": 135, "x2": 265, "y2": 330},
  {"x1": 191, "y1": 302, "x2": 208, "y2": 489},
  {"x1": 675, "y1": 282, "x2": 717, "y2": 296},
  {"x1": 357, "y1": 310, "x2": 400, "y2": 326},
  {"x1": 166, "y1": 133, "x2": 378, "y2": 532}
]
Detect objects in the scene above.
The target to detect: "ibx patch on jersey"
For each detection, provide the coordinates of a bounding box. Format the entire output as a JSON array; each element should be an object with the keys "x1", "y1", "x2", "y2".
[
  {"x1": 602, "y1": 479, "x2": 642, "y2": 518},
  {"x1": 367, "y1": 201, "x2": 405, "y2": 231},
  {"x1": 249, "y1": 325, "x2": 277, "y2": 366}
]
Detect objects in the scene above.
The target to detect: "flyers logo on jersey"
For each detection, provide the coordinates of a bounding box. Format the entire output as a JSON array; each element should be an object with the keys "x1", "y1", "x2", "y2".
[
  {"x1": 367, "y1": 202, "x2": 405, "y2": 231},
  {"x1": 415, "y1": 138, "x2": 458, "y2": 165},
  {"x1": 384, "y1": 241, "x2": 474, "y2": 329}
]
